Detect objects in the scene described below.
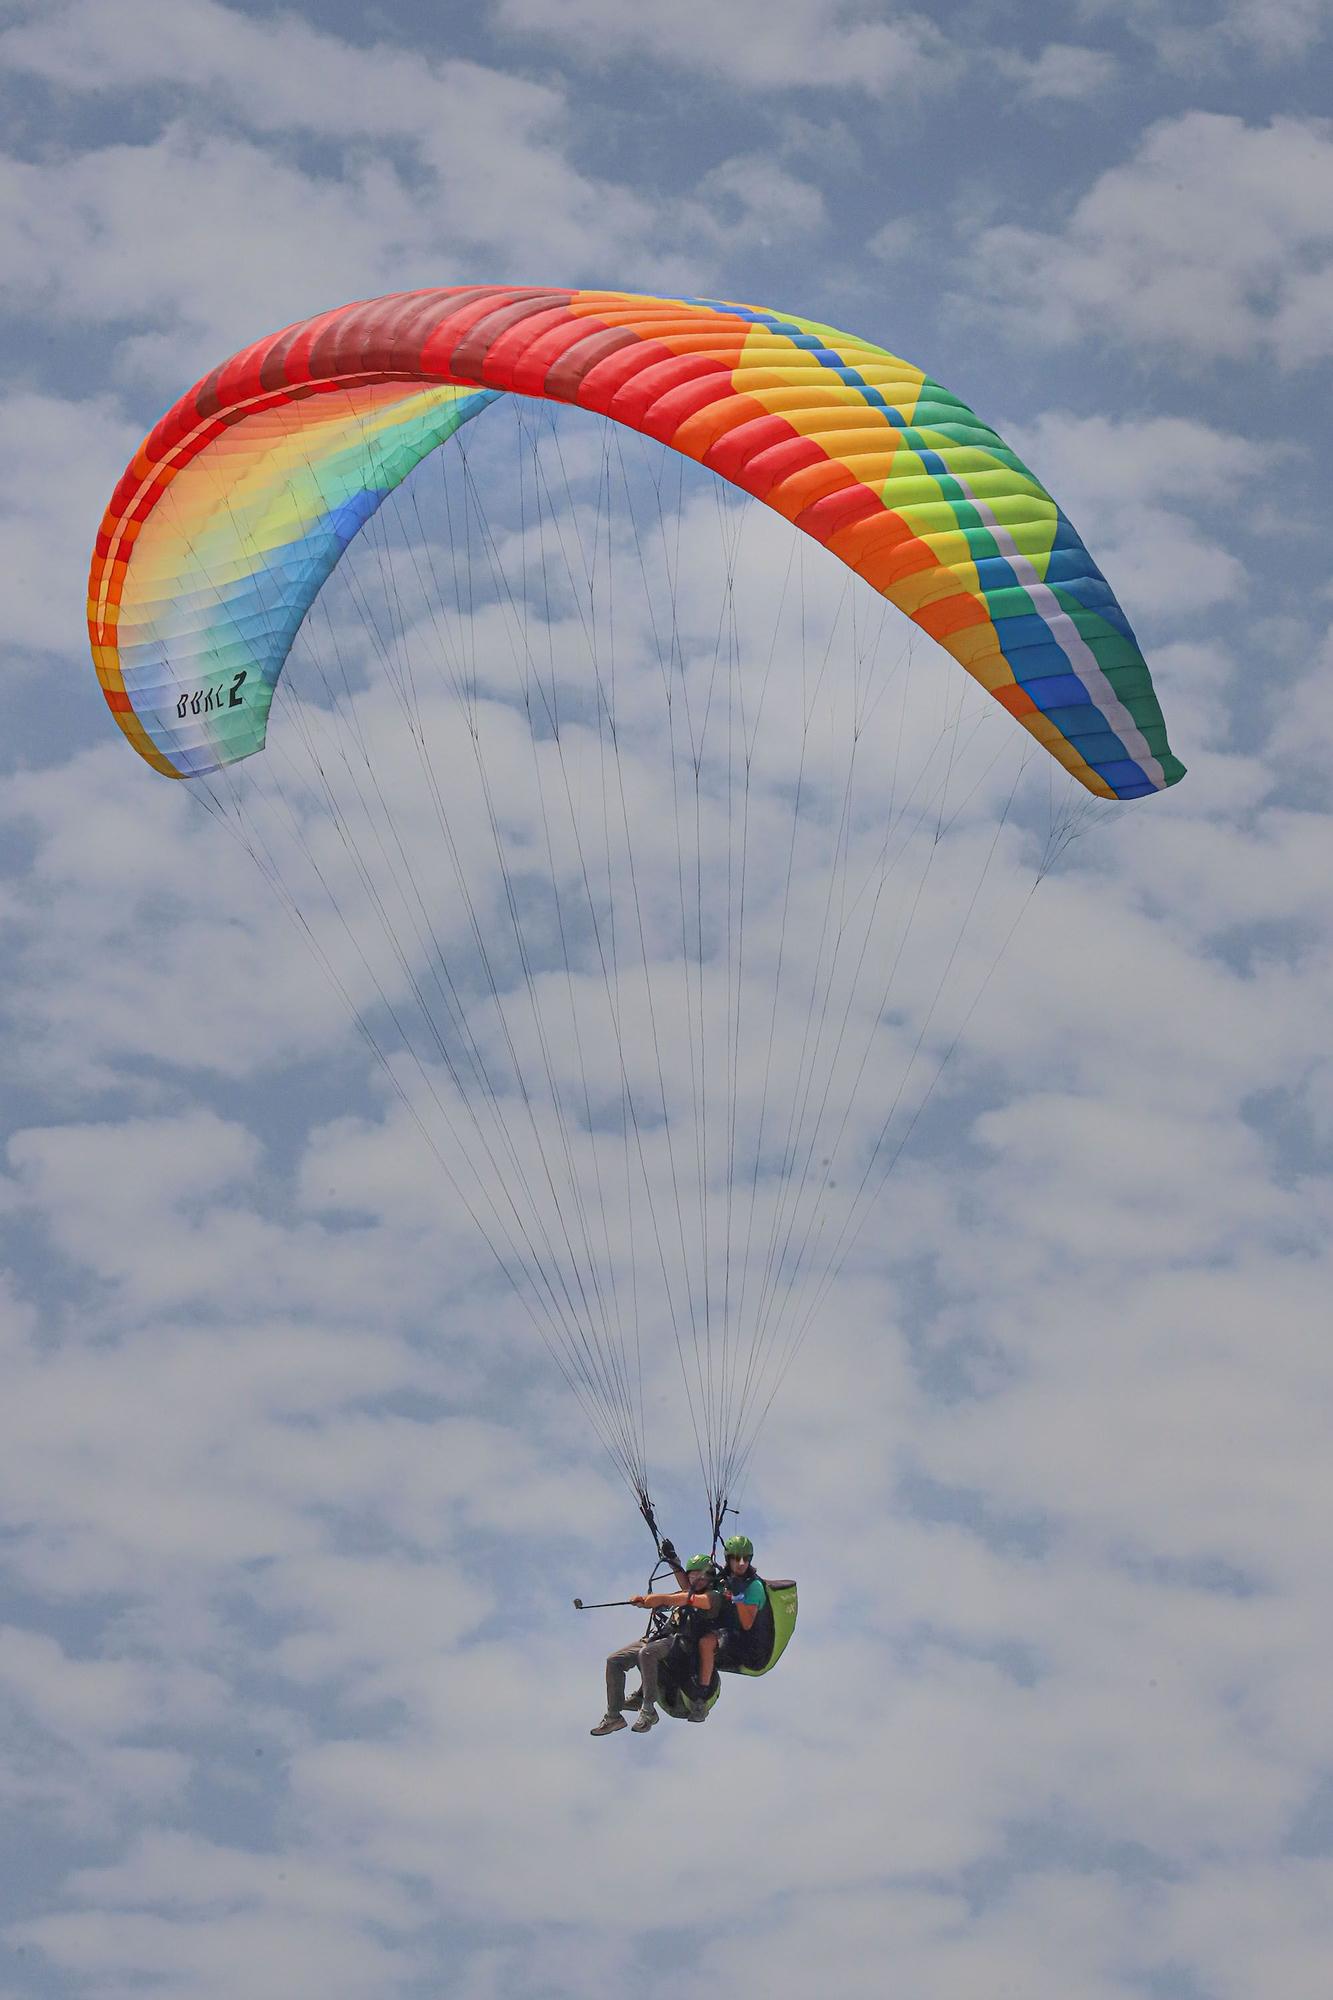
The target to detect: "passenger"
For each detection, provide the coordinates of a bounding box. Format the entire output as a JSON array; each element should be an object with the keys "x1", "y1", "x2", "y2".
[
  {"x1": 699, "y1": 1532, "x2": 768, "y2": 1693},
  {"x1": 590, "y1": 1552, "x2": 724, "y2": 1735}
]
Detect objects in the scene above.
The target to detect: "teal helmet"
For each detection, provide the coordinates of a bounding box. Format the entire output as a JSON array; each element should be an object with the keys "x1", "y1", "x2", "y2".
[
  {"x1": 684, "y1": 1552, "x2": 714, "y2": 1574},
  {"x1": 724, "y1": 1533, "x2": 754, "y2": 1560}
]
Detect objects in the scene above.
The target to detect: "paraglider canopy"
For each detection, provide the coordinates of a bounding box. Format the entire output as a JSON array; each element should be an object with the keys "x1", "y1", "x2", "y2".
[
  {"x1": 86, "y1": 285, "x2": 1183, "y2": 1541},
  {"x1": 89, "y1": 285, "x2": 1183, "y2": 800}
]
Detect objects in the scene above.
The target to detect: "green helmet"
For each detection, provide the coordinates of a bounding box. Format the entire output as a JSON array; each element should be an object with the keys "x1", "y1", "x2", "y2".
[
  {"x1": 724, "y1": 1533, "x2": 754, "y2": 1559},
  {"x1": 684, "y1": 1552, "x2": 714, "y2": 1574}
]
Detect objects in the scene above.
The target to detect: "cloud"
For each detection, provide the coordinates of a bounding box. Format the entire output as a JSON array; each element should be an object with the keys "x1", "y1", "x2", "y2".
[
  {"x1": 998, "y1": 41, "x2": 1119, "y2": 101},
  {"x1": 24, "y1": 1867, "x2": 427, "y2": 2000},
  {"x1": 1155, "y1": 1858, "x2": 1333, "y2": 1999},
  {"x1": 694, "y1": 154, "x2": 826, "y2": 244},
  {"x1": 963, "y1": 113, "x2": 1333, "y2": 365},
  {"x1": 0, "y1": 0, "x2": 833, "y2": 402},
  {"x1": 1103, "y1": 0, "x2": 1333, "y2": 67},
  {"x1": 7, "y1": 761, "x2": 1333, "y2": 1994},
  {"x1": 1008, "y1": 412, "x2": 1274, "y2": 513},
  {"x1": 866, "y1": 216, "x2": 918, "y2": 262},
  {"x1": 12, "y1": 1897, "x2": 422, "y2": 2000},
  {"x1": 490, "y1": 0, "x2": 954, "y2": 97},
  {"x1": 0, "y1": 745, "x2": 356, "y2": 1096},
  {"x1": 1219, "y1": 0, "x2": 1333, "y2": 57},
  {"x1": 3, "y1": 16, "x2": 1333, "y2": 1988},
  {"x1": 0, "y1": 125, "x2": 658, "y2": 397},
  {"x1": 2, "y1": 0, "x2": 580, "y2": 146},
  {"x1": 0, "y1": 1618, "x2": 199, "y2": 1837},
  {"x1": 0, "y1": 395, "x2": 143, "y2": 667},
  {"x1": 991, "y1": 410, "x2": 1267, "y2": 642}
]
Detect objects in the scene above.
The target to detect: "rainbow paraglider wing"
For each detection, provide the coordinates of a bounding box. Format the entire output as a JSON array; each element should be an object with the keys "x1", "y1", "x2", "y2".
[{"x1": 88, "y1": 286, "x2": 1183, "y2": 799}]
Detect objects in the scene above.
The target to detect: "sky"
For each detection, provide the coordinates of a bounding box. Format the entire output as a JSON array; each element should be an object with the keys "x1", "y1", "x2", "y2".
[{"x1": 2, "y1": 1, "x2": 1333, "y2": 1995}]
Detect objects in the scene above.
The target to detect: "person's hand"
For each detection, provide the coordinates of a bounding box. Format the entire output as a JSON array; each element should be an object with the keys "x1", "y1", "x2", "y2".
[
  {"x1": 630, "y1": 1593, "x2": 648, "y2": 1607},
  {"x1": 659, "y1": 1538, "x2": 679, "y2": 1566}
]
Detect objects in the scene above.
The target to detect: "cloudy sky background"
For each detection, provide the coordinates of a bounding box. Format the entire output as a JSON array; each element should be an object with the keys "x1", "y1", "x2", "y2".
[{"x1": 3, "y1": 1, "x2": 1332, "y2": 1994}]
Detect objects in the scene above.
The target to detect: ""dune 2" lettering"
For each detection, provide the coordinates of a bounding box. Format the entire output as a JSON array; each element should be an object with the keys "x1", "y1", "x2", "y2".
[{"x1": 177, "y1": 670, "x2": 247, "y2": 720}]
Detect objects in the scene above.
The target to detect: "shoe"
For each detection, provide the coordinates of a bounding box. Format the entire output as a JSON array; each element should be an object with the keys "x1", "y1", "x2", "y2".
[
  {"x1": 687, "y1": 1697, "x2": 710, "y2": 1722},
  {"x1": 631, "y1": 1705, "x2": 659, "y2": 1732},
  {"x1": 590, "y1": 1713, "x2": 627, "y2": 1736},
  {"x1": 623, "y1": 1690, "x2": 643, "y2": 1711}
]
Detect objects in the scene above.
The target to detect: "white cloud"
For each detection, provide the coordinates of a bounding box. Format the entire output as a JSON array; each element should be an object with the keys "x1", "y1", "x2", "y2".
[
  {"x1": 1102, "y1": 0, "x2": 1333, "y2": 67},
  {"x1": 3, "y1": 11, "x2": 1333, "y2": 1990},
  {"x1": 0, "y1": 0, "x2": 831, "y2": 400},
  {"x1": 866, "y1": 216, "x2": 918, "y2": 262},
  {"x1": 0, "y1": 125, "x2": 655, "y2": 397},
  {"x1": 694, "y1": 154, "x2": 826, "y2": 244},
  {"x1": 0, "y1": 1619, "x2": 199, "y2": 1836},
  {"x1": 0, "y1": 746, "x2": 354, "y2": 1096},
  {"x1": 491, "y1": 0, "x2": 954, "y2": 96},
  {"x1": 0, "y1": 395, "x2": 143, "y2": 665},
  {"x1": 1155, "y1": 1858, "x2": 1333, "y2": 2000},
  {"x1": 2, "y1": 0, "x2": 575, "y2": 145},
  {"x1": 0, "y1": 1626, "x2": 185, "y2": 1740},
  {"x1": 995, "y1": 410, "x2": 1266, "y2": 636},
  {"x1": 1267, "y1": 621, "x2": 1333, "y2": 779},
  {"x1": 999, "y1": 41, "x2": 1119, "y2": 101},
  {"x1": 1221, "y1": 0, "x2": 1333, "y2": 57},
  {"x1": 12, "y1": 1900, "x2": 421, "y2": 2000},
  {"x1": 1008, "y1": 411, "x2": 1274, "y2": 512},
  {"x1": 965, "y1": 113, "x2": 1333, "y2": 365}
]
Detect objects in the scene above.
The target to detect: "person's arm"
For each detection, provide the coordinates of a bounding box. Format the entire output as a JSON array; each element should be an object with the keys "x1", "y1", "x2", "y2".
[
  {"x1": 732, "y1": 1579, "x2": 765, "y2": 1630},
  {"x1": 630, "y1": 1589, "x2": 715, "y2": 1610},
  {"x1": 659, "y1": 1540, "x2": 689, "y2": 1592}
]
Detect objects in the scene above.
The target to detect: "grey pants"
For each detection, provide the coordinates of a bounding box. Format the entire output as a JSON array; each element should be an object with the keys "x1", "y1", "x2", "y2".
[{"x1": 606, "y1": 1631, "x2": 678, "y2": 1713}]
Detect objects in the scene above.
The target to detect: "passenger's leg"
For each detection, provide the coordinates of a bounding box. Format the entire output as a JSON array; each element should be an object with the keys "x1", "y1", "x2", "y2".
[
  {"x1": 631, "y1": 1633, "x2": 676, "y2": 1729},
  {"x1": 603, "y1": 1641, "x2": 640, "y2": 1714}
]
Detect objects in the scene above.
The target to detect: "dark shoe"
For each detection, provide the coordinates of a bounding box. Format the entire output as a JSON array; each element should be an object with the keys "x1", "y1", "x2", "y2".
[
  {"x1": 590, "y1": 1713, "x2": 627, "y2": 1736},
  {"x1": 623, "y1": 1690, "x2": 643, "y2": 1711},
  {"x1": 631, "y1": 1704, "x2": 659, "y2": 1732}
]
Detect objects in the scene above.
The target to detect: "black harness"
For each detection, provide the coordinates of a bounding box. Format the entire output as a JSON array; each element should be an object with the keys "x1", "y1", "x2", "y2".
[{"x1": 675, "y1": 1591, "x2": 724, "y2": 1641}]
